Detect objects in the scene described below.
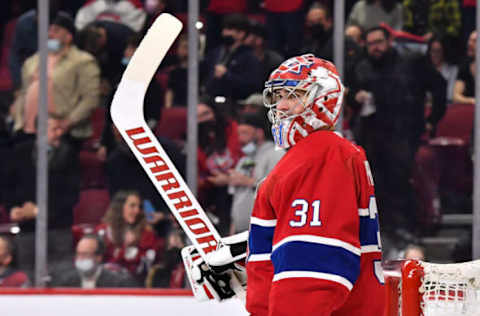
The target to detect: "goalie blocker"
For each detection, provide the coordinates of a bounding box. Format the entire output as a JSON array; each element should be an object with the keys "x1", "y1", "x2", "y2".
[{"x1": 182, "y1": 231, "x2": 248, "y2": 301}]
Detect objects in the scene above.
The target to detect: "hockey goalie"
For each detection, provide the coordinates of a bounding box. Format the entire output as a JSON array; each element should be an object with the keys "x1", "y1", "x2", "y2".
[{"x1": 183, "y1": 55, "x2": 385, "y2": 316}]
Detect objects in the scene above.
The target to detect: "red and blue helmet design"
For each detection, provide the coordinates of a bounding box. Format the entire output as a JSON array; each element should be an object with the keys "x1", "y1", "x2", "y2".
[{"x1": 263, "y1": 54, "x2": 344, "y2": 149}]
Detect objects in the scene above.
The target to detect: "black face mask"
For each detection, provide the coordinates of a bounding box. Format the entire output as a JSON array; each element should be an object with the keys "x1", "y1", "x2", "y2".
[
  {"x1": 198, "y1": 120, "x2": 216, "y2": 148},
  {"x1": 308, "y1": 23, "x2": 325, "y2": 39},
  {"x1": 222, "y1": 35, "x2": 235, "y2": 46}
]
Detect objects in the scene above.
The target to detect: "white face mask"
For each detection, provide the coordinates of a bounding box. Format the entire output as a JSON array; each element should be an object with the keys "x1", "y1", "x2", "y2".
[
  {"x1": 241, "y1": 141, "x2": 256, "y2": 155},
  {"x1": 47, "y1": 39, "x2": 62, "y2": 52},
  {"x1": 75, "y1": 258, "x2": 96, "y2": 276}
]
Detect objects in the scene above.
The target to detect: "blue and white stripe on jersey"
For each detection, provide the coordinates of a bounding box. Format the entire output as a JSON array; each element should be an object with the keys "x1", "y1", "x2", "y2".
[
  {"x1": 248, "y1": 217, "x2": 277, "y2": 262},
  {"x1": 358, "y1": 206, "x2": 382, "y2": 253},
  {"x1": 270, "y1": 235, "x2": 361, "y2": 291}
]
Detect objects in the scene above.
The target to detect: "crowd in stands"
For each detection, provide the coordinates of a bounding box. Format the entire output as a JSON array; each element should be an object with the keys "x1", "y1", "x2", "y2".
[{"x1": 0, "y1": 0, "x2": 477, "y2": 288}]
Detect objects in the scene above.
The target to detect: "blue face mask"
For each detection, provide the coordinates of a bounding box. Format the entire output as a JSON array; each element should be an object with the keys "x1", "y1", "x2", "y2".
[
  {"x1": 47, "y1": 39, "x2": 62, "y2": 52},
  {"x1": 121, "y1": 56, "x2": 131, "y2": 66}
]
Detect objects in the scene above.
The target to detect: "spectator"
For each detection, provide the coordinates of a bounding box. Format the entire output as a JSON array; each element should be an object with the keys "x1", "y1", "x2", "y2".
[
  {"x1": 403, "y1": 244, "x2": 426, "y2": 261},
  {"x1": 145, "y1": 229, "x2": 185, "y2": 288},
  {"x1": 97, "y1": 33, "x2": 165, "y2": 161},
  {"x1": 403, "y1": 0, "x2": 461, "y2": 42},
  {"x1": 227, "y1": 113, "x2": 285, "y2": 234},
  {"x1": 75, "y1": 0, "x2": 146, "y2": 33},
  {"x1": 202, "y1": 13, "x2": 262, "y2": 102},
  {"x1": 104, "y1": 124, "x2": 185, "y2": 230},
  {"x1": 345, "y1": 23, "x2": 365, "y2": 47},
  {"x1": 426, "y1": 36, "x2": 458, "y2": 104},
  {"x1": 197, "y1": 97, "x2": 242, "y2": 235},
  {"x1": 51, "y1": 234, "x2": 138, "y2": 288},
  {"x1": 96, "y1": 191, "x2": 162, "y2": 282},
  {"x1": 348, "y1": 26, "x2": 446, "y2": 238},
  {"x1": 244, "y1": 21, "x2": 284, "y2": 82},
  {"x1": 453, "y1": 31, "x2": 476, "y2": 105},
  {"x1": 5, "y1": 115, "x2": 80, "y2": 275},
  {"x1": 301, "y1": 2, "x2": 334, "y2": 61},
  {"x1": 204, "y1": 0, "x2": 247, "y2": 53},
  {"x1": 12, "y1": 12, "x2": 100, "y2": 150},
  {"x1": 0, "y1": 236, "x2": 30, "y2": 287},
  {"x1": 8, "y1": 0, "x2": 64, "y2": 90},
  {"x1": 76, "y1": 20, "x2": 135, "y2": 92},
  {"x1": 348, "y1": 0, "x2": 403, "y2": 31},
  {"x1": 165, "y1": 34, "x2": 188, "y2": 108},
  {"x1": 263, "y1": 0, "x2": 304, "y2": 57}
]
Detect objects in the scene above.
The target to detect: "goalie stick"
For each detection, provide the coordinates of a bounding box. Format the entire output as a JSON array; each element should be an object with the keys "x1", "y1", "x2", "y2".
[{"x1": 110, "y1": 14, "x2": 245, "y2": 300}]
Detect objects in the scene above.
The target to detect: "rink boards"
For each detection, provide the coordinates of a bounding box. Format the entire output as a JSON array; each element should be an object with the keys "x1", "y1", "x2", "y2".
[{"x1": 0, "y1": 289, "x2": 249, "y2": 316}]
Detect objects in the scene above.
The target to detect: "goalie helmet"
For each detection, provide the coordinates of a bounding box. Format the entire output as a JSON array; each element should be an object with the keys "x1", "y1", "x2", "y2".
[{"x1": 263, "y1": 54, "x2": 344, "y2": 149}]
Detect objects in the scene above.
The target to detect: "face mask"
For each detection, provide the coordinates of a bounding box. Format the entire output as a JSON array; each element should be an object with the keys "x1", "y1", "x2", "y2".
[
  {"x1": 198, "y1": 120, "x2": 216, "y2": 148},
  {"x1": 222, "y1": 35, "x2": 235, "y2": 46},
  {"x1": 308, "y1": 23, "x2": 325, "y2": 39},
  {"x1": 241, "y1": 141, "x2": 256, "y2": 155},
  {"x1": 75, "y1": 258, "x2": 96, "y2": 276},
  {"x1": 121, "y1": 56, "x2": 131, "y2": 66},
  {"x1": 47, "y1": 39, "x2": 62, "y2": 52}
]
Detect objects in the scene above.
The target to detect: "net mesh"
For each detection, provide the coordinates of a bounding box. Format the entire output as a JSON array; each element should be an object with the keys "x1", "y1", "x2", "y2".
[{"x1": 419, "y1": 260, "x2": 480, "y2": 316}]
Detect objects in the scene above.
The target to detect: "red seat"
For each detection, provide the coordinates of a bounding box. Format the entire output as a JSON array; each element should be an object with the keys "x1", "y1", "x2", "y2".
[
  {"x1": 412, "y1": 103, "x2": 473, "y2": 228},
  {"x1": 155, "y1": 107, "x2": 187, "y2": 141},
  {"x1": 83, "y1": 107, "x2": 106, "y2": 151},
  {"x1": 79, "y1": 150, "x2": 106, "y2": 189},
  {"x1": 73, "y1": 189, "x2": 110, "y2": 225}
]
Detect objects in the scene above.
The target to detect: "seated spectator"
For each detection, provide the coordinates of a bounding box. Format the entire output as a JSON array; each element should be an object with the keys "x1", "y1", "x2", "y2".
[
  {"x1": 12, "y1": 12, "x2": 100, "y2": 149},
  {"x1": 0, "y1": 236, "x2": 30, "y2": 287},
  {"x1": 51, "y1": 234, "x2": 138, "y2": 288},
  {"x1": 202, "y1": 13, "x2": 262, "y2": 102},
  {"x1": 453, "y1": 31, "x2": 476, "y2": 105},
  {"x1": 5, "y1": 115, "x2": 80, "y2": 276},
  {"x1": 227, "y1": 113, "x2": 285, "y2": 234},
  {"x1": 145, "y1": 229, "x2": 185, "y2": 288},
  {"x1": 197, "y1": 97, "x2": 242, "y2": 235},
  {"x1": 426, "y1": 36, "x2": 458, "y2": 104},
  {"x1": 103, "y1": 124, "x2": 185, "y2": 235},
  {"x1": 96, "y1": 191, "x2": 161, "y2": 283},
  {"x1": 75, "y1": 0, "x2": 146, "y2": 33},
  {"x1": 164, "y1": 34, "x2": 188, "y2": 108},
  {"x1": 348, "y1": 0, "x2": 403, "y2": 31}
]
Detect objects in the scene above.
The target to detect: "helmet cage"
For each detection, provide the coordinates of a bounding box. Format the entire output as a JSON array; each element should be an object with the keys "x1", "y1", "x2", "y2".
[{"x1": 263, "y1": 79, "x2": 319, "y2": 125}]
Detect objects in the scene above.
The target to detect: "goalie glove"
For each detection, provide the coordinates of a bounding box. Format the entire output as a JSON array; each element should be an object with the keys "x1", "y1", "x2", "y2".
[{"x1": 181, "y1": 231, "x2": 248, "y2": 302}]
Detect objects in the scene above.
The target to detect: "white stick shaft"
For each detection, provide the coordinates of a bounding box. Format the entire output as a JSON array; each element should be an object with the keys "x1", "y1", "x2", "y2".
[{"x1": 110, "y1": 14, "x2": 221, "y2": 259}]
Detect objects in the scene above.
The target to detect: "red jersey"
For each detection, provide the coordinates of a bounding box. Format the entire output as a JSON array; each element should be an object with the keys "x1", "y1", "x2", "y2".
[{"x1": 246, "y1": 130, "x2": 385, "y2": 316}]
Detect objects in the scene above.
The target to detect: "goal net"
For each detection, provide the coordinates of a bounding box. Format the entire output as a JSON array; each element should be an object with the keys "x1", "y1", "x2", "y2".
[{"x1": 384, "y1": 259, "x2": 480, "y2": 316}]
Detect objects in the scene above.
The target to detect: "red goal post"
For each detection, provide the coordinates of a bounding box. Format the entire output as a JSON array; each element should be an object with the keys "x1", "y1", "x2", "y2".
[{"x1": 384, "y1": 259, "x2": 480, "y2": 316}]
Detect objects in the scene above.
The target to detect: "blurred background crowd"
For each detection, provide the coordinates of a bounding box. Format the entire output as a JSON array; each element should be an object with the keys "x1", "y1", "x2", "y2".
[{"x1": 0, "y1": 0, "x2": 476, "y2": 289}]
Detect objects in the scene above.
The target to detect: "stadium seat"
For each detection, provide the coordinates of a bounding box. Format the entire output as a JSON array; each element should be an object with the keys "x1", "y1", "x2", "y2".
[
  {"x1": 79, "y1": 150, "x2": 107, "y2": 189},
  {"x1": 73, "y1": 189, "x2": 110, "y2": 225},
  {"x1": 412, "y1": 103, "x2": 473, "y2": 228},
  {"x1": 155, "y1": 107, "x2": 187, "y2": 141}
]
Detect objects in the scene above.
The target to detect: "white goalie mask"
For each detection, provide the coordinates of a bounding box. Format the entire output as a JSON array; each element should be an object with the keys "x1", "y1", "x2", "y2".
[{"x1": 263, "y1": 54, "x2": 344, "y2": 149}]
